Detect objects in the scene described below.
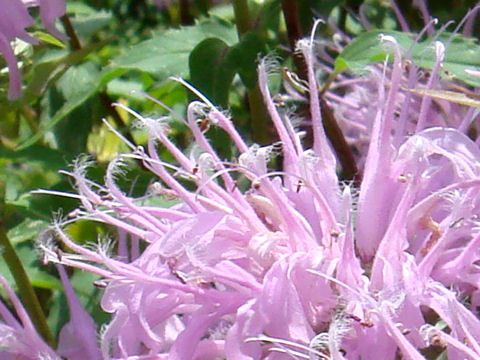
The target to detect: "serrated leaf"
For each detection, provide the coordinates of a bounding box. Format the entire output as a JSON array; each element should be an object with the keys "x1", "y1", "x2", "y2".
[
  {"x1": 57, "y1": 62, "x2": 99, "y2": 99},
  {"x1": 189, "y1": 37, "x2": 237, "y2": 107},
  {"x1": 71, "y1": 10, "x2": 113, "y2": 38},
  {"x1": 335, "y1": 30, "x2": 480, "y2": 87},
  {"x1": 416, "y1": 33, "x2": 480, "y2": 88},
  {"x1": 102, "y1": 17, "x2": 237, "y2": 81}
]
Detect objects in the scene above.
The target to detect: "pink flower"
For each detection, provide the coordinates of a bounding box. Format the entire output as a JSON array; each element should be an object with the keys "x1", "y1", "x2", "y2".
[
  {"x1": 0, "y1": 0, "x2": 66, "y2": 99},
  {"x1": 32, "y1": 15, "x2": 480, "y2": 359},
  {"x1": 0, "y1": 274, "x2": 60, "y2": 360},
  {"x1": 0, "y1": 266, "x2": 100, "y2": 359}
]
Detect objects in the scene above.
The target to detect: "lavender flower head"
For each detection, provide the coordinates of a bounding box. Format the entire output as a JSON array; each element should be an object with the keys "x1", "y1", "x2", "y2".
[
  {"x1": 0, "y1": 0, "x2": 66, "y2": 99},
  {"x1": 25, "y1": 16, "x2": 480, "y2": 360}
]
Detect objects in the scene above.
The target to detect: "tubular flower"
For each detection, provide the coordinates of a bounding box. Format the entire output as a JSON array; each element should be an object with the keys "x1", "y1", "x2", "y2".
[
  {"x1": 0, "y1": 0, "x2": 66, "y2": 99},
  {"x1": 328, "y1": 39, "x2": 480, "y2": 172},
  {"x1": 0, "y1": 275, "x2": 59, "y2": 360},
  {"x1": 0, "y1": 266, "x2": 101, "y2": 360},
  {"x1": 31, "y1": 18, "x2": 480, "y2": 359},
  {"x1": 315, "y1": 3, "x2": 480, "y2": 172}
]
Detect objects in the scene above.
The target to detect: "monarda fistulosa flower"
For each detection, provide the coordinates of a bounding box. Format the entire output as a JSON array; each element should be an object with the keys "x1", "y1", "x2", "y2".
[
  {"x1": 0, "y1": 0, "x2": 66, "y2": 99},
  {"x1": 309, "y1": 4, "x2": 480, "y2": 173},
  {"x1": 21, "y1": 12, "x2": 480, "y2": 360}
]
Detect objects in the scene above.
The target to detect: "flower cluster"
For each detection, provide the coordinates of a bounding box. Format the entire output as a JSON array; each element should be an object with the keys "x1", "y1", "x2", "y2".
[
  {"x1": 318, "y1": 6, "x2": 480, "y2": 172},
  {"x1": 4, "y1": 8, "x2": 480, "y2": 360},
  {"x1": 32, "y1": 24, "x2": 480, "y2": 360},
  {"x1": 0, "y1": 0, "x2": 66, "y2": 99}
]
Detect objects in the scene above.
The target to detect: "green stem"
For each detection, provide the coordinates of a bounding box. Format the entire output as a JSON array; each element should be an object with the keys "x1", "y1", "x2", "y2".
[
  {"x1": 0, "y1": 187, "x2": 55, "y2": 348},
  {"x1": 232, "y1": 0, "x2": 271, "y2": 144},
  {"x1": 232, "y1": 0, "x2": 252, "y2": 38},
  {"x1": 60, "y1": 15, "x2": 82, "y2": 50}
]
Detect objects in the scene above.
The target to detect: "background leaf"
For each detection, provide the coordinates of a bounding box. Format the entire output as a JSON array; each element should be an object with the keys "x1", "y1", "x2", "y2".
[
  {"x1": 230, "y1": 32, "x2": 266, "y2": 89},
  {"x1": 189, "y1": 37, "x2": 237, "y2": 107},
  {"x1": 19, "y1": 62, "x2": 102, "y2": 149},
  {"x1": 102, "y1": 17, "x2": 237, "y2": 81},
  {"x1": 335, "y1": 30, "x2": 480, "y2": 87}
]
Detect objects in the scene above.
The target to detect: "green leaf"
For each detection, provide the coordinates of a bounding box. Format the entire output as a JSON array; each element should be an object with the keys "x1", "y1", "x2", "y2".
[
  {"x1": 335, "y1": 30, "x2": 480, "y2": 87},
  {"x1": 0, "y1": 144, "x2": 66, "y2": 169},
  {"x1": 189, "y1": 38, "x2": 237, "y2": 107},
  {"x1": 32, "y1": 31, "x2": 66, "y2": 48},
  {"x1": 334, "y1": 30, "x2": 413, "y2": 73},
  {"x1": 20, "y1": 39, "x2": 108, "y2": 104},
  {"x1": 70, "y1": 10, "x2": 113, "y2": 39},
  {"x1": 102, "y1": 17, "x2": 237, "y2": 81},
  {"x1": 0, "y1": 242, "x2": 62, "y2": 291},
  {"x1": 106, "y1": 78, "x2": 144, "y2": 99},
  {"x1": 7, "y1": 218, "x2": 49, "y2": 245},
  {"x1": 18, "y1": 62, "x2": 102, "y2": 150},
  {"x1": 405, "y1": 88, "x2": 480, "y2": 108},
  {"x1": 66, "y1": 2, "x2": 97, "y2": 15},
  {"x1": 0, "y1": 145, "x2": 66, "y2": 205},
  {"x1": 417, "y1": 33, "x2": 480, "y2": 88},
  {"x1": 229, "y1": 32, "x2": 266, "y2": 89},
  {"x1": 57, "y1": 62, "x2": 100, "y2": 99}
]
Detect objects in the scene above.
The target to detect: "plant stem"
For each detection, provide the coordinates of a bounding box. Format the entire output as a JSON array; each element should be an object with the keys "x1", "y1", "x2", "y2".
[
  {"x1": 320, "y1": 97, "x2": 360, "y2": 183},
  {"x1": 232, "y1": 0, "x2": 252, "y2": 38},
  {"x1": 279, "y1": 0, "x2": 360, "y2": 182},
  {"x1": 281, "y1": 0, "x2": 308, "y2": 80},
  {"x1": 234, "y1": 0, "x2": 357, "y2": 159},
  {"x1": 179, "y1": 0, "x2": 194, "y2": 25},
  {"x1": 0, "y1": 185, "x2": 55, "y2": 348},
  {"x1": 60, "y1": 15, "x2": 82, "y2": 50},
  {"x1": 232, "y1": 0, "x2": 271, "y2": 144}
]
